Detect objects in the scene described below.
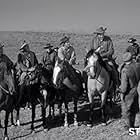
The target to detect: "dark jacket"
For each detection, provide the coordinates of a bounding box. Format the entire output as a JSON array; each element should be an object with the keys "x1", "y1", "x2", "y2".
[
  {"x1": 125, "y1": 43, "x2": 140, "y2": 59},
  {"x1": 90, "y1": 35, "x2": 114, "y2": 59},
  {"x1": 0, "y1": 54, "x2": 13, "y2": 70},
  {"x1": 17, "y1": 51, "x2": 38, "y2": 71},
  {"x1": 120, "y1": 62, "x2": 140, "y2": 94},
  {"x1": 42, "y1": 49, "x2": 57, "y2": 68}
]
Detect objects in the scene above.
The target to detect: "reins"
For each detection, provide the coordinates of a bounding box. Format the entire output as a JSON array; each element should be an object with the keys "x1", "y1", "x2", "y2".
[
  {"x1": 90, "y1": 64, "x2": 104, "y2": 85},
  {"x1": 0, "y1": 84, "x2": 10, "y2": 95}
]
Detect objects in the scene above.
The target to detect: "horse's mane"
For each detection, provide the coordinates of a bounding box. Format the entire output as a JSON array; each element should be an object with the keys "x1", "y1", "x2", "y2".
[{"x1": 86, "y1": 49, "x2": 106, "y2": 68}]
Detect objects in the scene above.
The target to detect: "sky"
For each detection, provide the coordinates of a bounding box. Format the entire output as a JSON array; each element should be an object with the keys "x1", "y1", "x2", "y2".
[{"x1": 0, "y1": 0, "x2": 140, "y2": 34}]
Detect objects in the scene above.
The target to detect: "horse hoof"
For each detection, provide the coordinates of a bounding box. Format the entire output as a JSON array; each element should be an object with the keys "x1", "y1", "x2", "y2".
[
  {"x1": 10, "y1": 124, "x2": 15, "y2": 128},
  {"x1": 74, "y1": 121, "x2": 78, "y2": 127},
  {"x1": 87, "y1": 124, "x2": 92, "y2": 127},
  {"x1": 31, "y1": 130, "x2": 35, "y2": 134},
  {"x1": 64, "y1": 123, "x2": 69, "y2": 127},
  {"x1": 101, "y1": 123, "x2": 107, "y2": 126},
  {"x1": 16, "y1": 120, "x2": 20, "y2": 126},
  {"x1": 4, "y1": 136, "x2": 9, "y2": 140},
  {"x1": 0, "y1": 124, "x2": 3, "y2": 128},
  {"x1": 43, "y1": 128, "x2": 48, "y2": 133}
]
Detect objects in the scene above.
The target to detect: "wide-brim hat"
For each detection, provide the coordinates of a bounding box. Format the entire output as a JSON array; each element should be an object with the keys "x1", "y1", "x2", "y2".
[
  {"x1": 43, "y1": 43, "x2": 53, "y2": 49},
  {"x1": 60, "y1": 36, "x2": 70, "y2": 45},
  {"x1": 53, "y1": 46, "x2": 59, "y2": 50},
  {"x1": 123, "y1": 52, "x2": 132, "y2": 62},
  {"x1": 20, "y1": 42, "x2": 29, "y2": 50},
  {"x1": 94, "y1": 27, "x2": 107, "y2": 34},
  {"x1": 128, "y1": 38, "x2": 137, "y2": 43},
  {"x1": 0, "y1": 43, "x2": 4, "y2": 49}
]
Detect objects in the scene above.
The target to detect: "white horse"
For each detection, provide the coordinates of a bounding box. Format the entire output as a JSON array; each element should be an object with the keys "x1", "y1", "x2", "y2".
[{"x1": 84, "y1": 50, "x2": 114, "y2": 126}]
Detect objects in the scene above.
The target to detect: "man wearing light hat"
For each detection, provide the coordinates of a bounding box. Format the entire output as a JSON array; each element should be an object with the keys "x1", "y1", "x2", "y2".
[
  {"x1": 58, "y1": 36, "x2": 76, "y2": 65},
  {"x1": 120, "y1": 52, "x2": 140, "y2": 129},
  {"x1": 90, "y1": 27, "x2": 119, "y2": 90},
  {"x1": 41, "y1": 43, "x2": 57, "y2": 80},
  {"x1": 17, "y1": 41, "x2": 38, "y2": 85}
]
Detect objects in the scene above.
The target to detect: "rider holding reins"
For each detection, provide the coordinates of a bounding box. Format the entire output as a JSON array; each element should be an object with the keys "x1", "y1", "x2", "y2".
[{"x1": 89, "y1": 27, "x2": 120, "y2": 89}]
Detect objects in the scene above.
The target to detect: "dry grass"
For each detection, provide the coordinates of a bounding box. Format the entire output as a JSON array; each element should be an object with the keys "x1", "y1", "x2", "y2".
[{"x1": 0, "y1": 31, "x2": 140, "y2": 140}]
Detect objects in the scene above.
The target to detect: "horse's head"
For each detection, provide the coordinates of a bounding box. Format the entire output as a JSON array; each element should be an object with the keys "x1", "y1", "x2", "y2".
[
  {"x1": 4, "y1": 68, "x2": 16, "y2": 96},
  {"x1": 86, "y1": 49, "x2": 102, "y2": 78},
  {"x1": 53, "y1": 59, "x2": 68, "y2": 88}
]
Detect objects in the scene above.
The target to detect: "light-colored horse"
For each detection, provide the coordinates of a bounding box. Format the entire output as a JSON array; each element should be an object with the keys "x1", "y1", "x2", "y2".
[{"x1": 84, "y1": 50, "x2": 113, "y2": 126}]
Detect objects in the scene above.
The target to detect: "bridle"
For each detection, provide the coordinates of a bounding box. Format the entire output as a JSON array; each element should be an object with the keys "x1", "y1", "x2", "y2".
[
  {"x1": 0, "y1": 84, "x2": 10, "y2": 95},
  {"x1": 88, "y1": 55, "x2": 104, "y2": 85}
]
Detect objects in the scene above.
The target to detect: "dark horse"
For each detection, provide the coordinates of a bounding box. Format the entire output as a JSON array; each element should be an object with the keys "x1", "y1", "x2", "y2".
[
  {"x1": 39, "y1": 64, "x2": 60, "y2": 129},
  {"x1": 0, "y1": 63, "x2": 16, "y2": 140},
  {"x1": 53, "y1": 59, "x2": 83, "y2": 127},
  {"x1": 14, "y1": 63, "x2": 58, "y2": 132}
]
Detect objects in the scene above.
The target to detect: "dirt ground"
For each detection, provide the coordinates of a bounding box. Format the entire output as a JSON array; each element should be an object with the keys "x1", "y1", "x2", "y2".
[
  {"x1": 0, "y1": 31, "x2": 140, "y2": 140},
  {"x1": 1, "y1": 100, "x2": 140, "y2": 140}
]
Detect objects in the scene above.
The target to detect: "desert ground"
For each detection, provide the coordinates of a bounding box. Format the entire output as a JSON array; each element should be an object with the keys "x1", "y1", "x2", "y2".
[{"x1": 0, "y1": 31, "x2": 140, "y2": 140}]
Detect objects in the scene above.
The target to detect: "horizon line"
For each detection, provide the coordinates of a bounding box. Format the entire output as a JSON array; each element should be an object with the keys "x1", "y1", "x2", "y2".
[{"x1": 0, "y1": 29, "x2": 139, "y2": 36}]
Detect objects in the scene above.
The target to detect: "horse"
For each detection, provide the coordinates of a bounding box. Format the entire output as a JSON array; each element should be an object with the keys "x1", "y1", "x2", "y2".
[
  {"x1": 0, "y1": 63, "x2": 16, "y2": 140},
  {"x1": 39, "y1": 64, "x2": 61, "y2": 128},
  {"x1": 14, "y1": 63, "x2": 59, "y2": 132},
  {"x1": 84, "y1": 49, "x2": 114, "y2": 126},
  {"x1": 53, "y1": 59, "x2": 83, "y2": 127}
]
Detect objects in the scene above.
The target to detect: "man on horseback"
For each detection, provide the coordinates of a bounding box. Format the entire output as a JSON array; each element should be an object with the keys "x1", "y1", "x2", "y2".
[
  {"x1": 126, "y1": 38, "x2": 140, "y2": 62},
  {"x1": 57, "y1": 36, "x2": 83, "y2": 94},
  {"x1": 41, "y1": 43, "x2": 57, "y2": 80},
  {"x1": 58, "y1": 36, "x2": 76, "y2": 66},
  {"x1": 16, "y1": 41, "x2": 38, "y2": 85},
  {"x1": 120, "y1": 52, "x2": 140, "y2": 129},
  {"x1": 90, "y1": 27, "x2": 120, "y2": 90}
]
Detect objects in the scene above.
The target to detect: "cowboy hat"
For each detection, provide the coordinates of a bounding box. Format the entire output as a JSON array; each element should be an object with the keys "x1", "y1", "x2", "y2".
[
  {"x1": 94, "y1": 27, "x2": 107, "y2": 34},
  {"x1": 0, "y1": 43, "x2": 4, "y2": 49},
  {"x1": 60, "y1": 36, "x2": 70, "y2": 45},
  {"x1": 20, "y1": 42, "x2": 29, "y2": 50},
  {"x1": 123, "y1": 52, "x2": 132, "y2": 62},
  {"x1": 43, "y1": 43, "x2": 53, "y2": 49},
  {"x1": 128, "y1": 38, "x2": 137, "y2": 43}
]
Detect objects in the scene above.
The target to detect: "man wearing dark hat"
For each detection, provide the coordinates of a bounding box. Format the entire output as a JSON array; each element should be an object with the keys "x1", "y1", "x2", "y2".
[
  {"x1": 58, "y1": 36, "x2": 76, "y2": 65},
  {"x1": 120, "y1": 52, "x2": 140, "y2": 129},
  {"x1": 125, "y1": 38, "x2": 140, "y2": 62},
  {"x1": 41, "y1": 43, "x2": 57, "y2": 80},
  {"x1": 90, "y1": 27, "x2": 119, "y2": 89}
]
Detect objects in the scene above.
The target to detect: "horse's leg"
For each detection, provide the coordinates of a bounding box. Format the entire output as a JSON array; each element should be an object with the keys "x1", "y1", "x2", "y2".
[
  {"x1": 58, "y1": 101, "x2": 62, "y2": 116},
  {"x1": 101, "y1": 91, "x2": 108, "y2": 125},
  {"x1": 52, "y1": 104, "x2": 55, "y2": 119},
  {"x1": 87, "y1": 92, "x2": 94, "y2": 127},
  {"x1": 41, "y1": 105, "x2": 47, "y2": 131},
  {"x1": 4, "y1": 111, "x2": 10, "y2": 140},
  {"x1": 31, "y1": 103, "x2": 36, "y2": 133},
  {"x1": 108, "y1": 91, "x2": 113, "y2": 120},
  {"x1": 0, "y1": 113, "x2": 2, "y2": 128},
  {"x1": 73, "y1": 98, "x2": 78, "y2": 127},
  {"x1": 15, "y1": 107, "x2": 20, "y2": 126},
  {"x1": 64, "y1": 102, "x2": 69, "y2": 127},
  {"x1": 10, "y1": 110, "x2": 15, "y2": 127},
  {"x1": 48, "y1": 105, "x2": 52, "y2": 118}
]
